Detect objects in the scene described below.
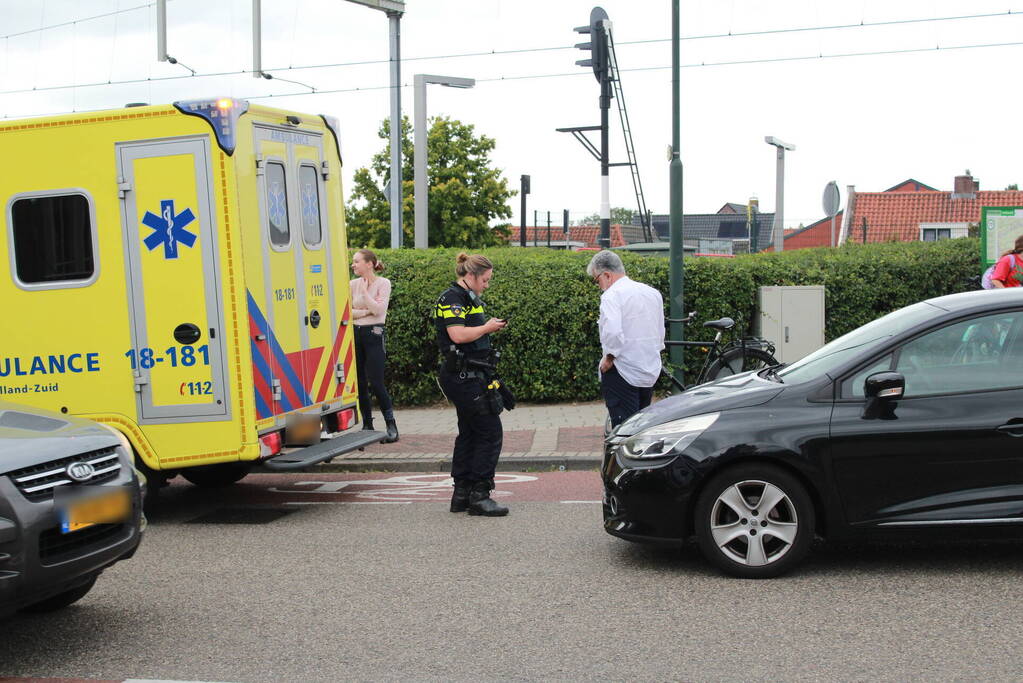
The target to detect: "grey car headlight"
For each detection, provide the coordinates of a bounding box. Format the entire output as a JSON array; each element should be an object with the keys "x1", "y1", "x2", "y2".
[{"x1": 621, "y1": 412, "x2": 719, "y2": 459}]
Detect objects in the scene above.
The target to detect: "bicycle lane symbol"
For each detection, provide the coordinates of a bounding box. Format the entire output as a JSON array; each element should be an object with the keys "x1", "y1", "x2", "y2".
[{"x1": 267, "y1": 473, "x2": 538, "y2": 504}]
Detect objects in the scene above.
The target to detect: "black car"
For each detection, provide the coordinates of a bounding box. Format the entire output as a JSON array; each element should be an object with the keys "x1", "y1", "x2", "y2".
[
  {"x1": 0, "y1": 402, "x2": 145, "y2": 615},
  {"x1": 603, "y1": 288, "x2": 1023, "y2": 578}
]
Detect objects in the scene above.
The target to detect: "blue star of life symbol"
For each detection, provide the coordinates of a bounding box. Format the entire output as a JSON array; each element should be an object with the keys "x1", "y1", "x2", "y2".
[
  {"x1": 301, "y1": 182, "x2": 318, "y2": 227},
  {"x1": 268, "y1": 182, "x2": 288, "y2": 232},
  {"x1": 141, "y1": 199, "x2": 197, "y2": 259}
]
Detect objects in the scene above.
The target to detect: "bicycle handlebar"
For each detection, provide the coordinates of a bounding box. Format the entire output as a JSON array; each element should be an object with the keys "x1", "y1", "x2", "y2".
[{"x1": 665, "y1": 311, "x2": 697, "y2": 325}]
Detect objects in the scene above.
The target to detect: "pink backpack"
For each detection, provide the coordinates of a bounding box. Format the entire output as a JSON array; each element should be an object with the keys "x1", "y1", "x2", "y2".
[{"x1": 982, "y1": 264, "x2": 997, "y2": 289}]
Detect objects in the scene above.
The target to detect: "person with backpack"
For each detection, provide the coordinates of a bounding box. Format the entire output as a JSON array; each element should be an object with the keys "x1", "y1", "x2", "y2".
[{"x1": 990, "y1": 235, "x2": 1023, "y2": 288}]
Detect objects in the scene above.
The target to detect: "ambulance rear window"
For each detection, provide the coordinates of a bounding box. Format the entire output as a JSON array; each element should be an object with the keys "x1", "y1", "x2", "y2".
[
  {"x1": 299, "y1": 165, "x2": 322, "y2": 247},
  {"x1": 11, "y1": 193, "x2": 95, "y2": 286},
  {"x1": 266, "y1": 161, "x2": 290, "y2": 248}
]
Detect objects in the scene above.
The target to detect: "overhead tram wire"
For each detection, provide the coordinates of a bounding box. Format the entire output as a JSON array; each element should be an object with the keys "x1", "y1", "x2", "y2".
[
  {"x1": 1, "y1": 1, "x2": 160, "y2": 40},
  {"x1": 7, "y1": 35, "x2": 1023, "y2": 117},
  {"x1": 243, "y1": 38, "x2": 1023, "y2": 99},
  {"x1": 2, "y1": 8, "x2": 1021, "y2": 99}
]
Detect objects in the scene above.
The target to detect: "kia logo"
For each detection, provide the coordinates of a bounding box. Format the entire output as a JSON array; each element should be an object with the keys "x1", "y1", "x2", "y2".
[{"x1": 66, "y1": 462, "x2": 96, "y2": 482}]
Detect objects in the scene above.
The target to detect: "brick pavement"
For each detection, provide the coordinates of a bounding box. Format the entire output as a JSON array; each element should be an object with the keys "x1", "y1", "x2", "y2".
[{"x1": 312, "y1": 401, "x2": 609, "y2": 472}]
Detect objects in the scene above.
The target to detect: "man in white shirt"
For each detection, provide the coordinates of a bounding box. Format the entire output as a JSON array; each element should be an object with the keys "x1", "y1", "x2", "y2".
[{"x1": 587, "y1": 250, "x2": 666, "y2": 428}]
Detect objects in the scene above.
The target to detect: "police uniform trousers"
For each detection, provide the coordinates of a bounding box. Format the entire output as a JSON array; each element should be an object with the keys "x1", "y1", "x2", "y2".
[{"x1": 439, "y1": 370, "x2": 503, "y2": 484}]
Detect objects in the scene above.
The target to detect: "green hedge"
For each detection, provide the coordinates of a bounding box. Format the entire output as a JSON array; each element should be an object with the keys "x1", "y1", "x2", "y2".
[{"x1": 373, "y1": 238, "x2": 980, "y2": 405}]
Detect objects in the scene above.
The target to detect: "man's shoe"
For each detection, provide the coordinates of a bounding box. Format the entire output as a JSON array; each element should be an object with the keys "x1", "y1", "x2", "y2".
[
  {"x1": 450, "y1": 483, "x2": 471, "y2": 513},
  {"x1": 382, "y1": 418, "x2": 399, "y2": 443},
  {"x1": 467, "y1": 481, "x2": 509, "y2": 517},
  {"x1": 362, "y1": 417, "x2": 374, "y2": 431}
]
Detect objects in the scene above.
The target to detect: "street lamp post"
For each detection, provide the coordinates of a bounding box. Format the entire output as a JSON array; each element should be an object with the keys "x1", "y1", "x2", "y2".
[
  {"x1": 343, "y1": 1, "x2": 406, "y2": 247},
  {"x1": 764, "y1": 136, "x2": 795, "y2": 252},
  {"x1": 413, "y1": 74, "x2": 475, "y2": 249}
]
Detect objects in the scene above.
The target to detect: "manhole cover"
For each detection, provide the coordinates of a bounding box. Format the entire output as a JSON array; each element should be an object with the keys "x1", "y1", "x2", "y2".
[{"x1": 187, "y1": 507, "x2": 299, "y2": 525}]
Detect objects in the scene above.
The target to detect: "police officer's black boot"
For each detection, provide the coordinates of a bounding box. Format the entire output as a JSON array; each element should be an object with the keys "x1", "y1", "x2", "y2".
[
  {"x1": 450, "y1": 481, "x2": 471, "y2": 513},
  {"x1": 362, "y1": 416, "x2": 374, "y2": 431},
  {"x1": 382, "y1": 417, "x2": 399, "y2": 443},
  {"x1": 467, "y1": 480, "x2": 509, "y2": 517}
]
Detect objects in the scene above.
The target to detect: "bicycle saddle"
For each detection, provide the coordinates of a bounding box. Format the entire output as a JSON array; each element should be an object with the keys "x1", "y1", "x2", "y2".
[{"x1": 702, "y1": 317, "x2": 735, "y2": 331}]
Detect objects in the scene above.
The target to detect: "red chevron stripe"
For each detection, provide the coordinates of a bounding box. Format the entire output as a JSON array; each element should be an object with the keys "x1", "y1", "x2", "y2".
[
  {"x1": 316, "y1": 301, "x2": 350, "y2": 402},
  {"x1": 336, "y1": 342, "x2": 354, "y2": 398}
]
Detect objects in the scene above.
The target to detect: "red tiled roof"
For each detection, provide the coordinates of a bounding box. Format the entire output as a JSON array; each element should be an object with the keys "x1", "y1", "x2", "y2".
[
  {"x1": 763, "y1": 211, "x2": 843, "y2": 252},
  {"x1": 502, "y1": 224, "x2": 627, "y2": 248},
  {"x1": 850, "y1": 190, "x2": 1023, "y2": 243}
]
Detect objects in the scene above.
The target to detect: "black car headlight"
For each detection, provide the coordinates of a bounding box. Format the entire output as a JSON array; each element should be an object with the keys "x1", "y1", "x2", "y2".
[{"x1": 621, "y1": 412, "x2": 719, "y2": 459}]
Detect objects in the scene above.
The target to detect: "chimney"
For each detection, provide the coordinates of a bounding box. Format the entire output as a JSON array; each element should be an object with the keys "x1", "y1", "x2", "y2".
[{"x1": 953, "y1": 172, "x2": 978, "y2": 199}]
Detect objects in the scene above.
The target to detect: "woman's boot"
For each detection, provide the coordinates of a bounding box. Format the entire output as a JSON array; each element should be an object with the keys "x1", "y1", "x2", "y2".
[{"x1": 383, "y1": 417, "x2": 399, "y2": 443}]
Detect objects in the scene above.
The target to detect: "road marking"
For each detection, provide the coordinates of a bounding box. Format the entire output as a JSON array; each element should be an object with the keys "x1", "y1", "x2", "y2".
[
  {"x1": 561, "y1": 500, "x2": 601, "y2": 504},
  {"x1": 284, "y1": 501, "x2": 412, "y2": 505}
]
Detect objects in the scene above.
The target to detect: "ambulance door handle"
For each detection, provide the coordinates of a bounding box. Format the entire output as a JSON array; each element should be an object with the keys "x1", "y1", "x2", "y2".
[{"x1": 210, "y1": 328, "x2": 216, "y2": 339}]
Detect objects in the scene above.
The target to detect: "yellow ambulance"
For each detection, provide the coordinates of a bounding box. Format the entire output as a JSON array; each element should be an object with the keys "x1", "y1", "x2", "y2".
[{"x1": 0, "y1": 98, "x2": 382, "y2": 488}]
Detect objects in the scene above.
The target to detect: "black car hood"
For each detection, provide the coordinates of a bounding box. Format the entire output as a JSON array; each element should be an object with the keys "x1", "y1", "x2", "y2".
[
  {"x1": 614, "y1": 372, "x2": 784, "y2": 437},
  {"x1": 0, "y1": 402, "x2": 119, "y2": 473}
]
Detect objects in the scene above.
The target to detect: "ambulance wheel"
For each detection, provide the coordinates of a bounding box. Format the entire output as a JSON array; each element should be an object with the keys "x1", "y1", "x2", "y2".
[{"x1": 181, "y1": 462, "x2": 253, "y2": 488}]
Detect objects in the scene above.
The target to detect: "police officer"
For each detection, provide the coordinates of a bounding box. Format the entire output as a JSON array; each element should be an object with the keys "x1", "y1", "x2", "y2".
[{"x1": 435, "y1": 252, "x2": 509, "y2": 516}]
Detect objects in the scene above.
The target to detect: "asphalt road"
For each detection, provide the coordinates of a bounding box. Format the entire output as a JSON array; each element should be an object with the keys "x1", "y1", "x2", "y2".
[{"x1": 3, "y1": 471, "x2": 1023, "y2": 682}]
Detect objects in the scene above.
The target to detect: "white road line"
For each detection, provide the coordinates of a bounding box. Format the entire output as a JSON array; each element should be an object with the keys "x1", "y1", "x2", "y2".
[{"x1": 283, "y1": 501, "x2": 412, "y2": 505}]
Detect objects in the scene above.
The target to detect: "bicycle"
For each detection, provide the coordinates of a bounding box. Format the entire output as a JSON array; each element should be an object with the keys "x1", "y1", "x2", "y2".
[
  {"x1": 603, "y1": 311, "x2": 779, "y2": 436},
  {"x1": 661, "y1": 310, "x2": 778, "y2": 392}
]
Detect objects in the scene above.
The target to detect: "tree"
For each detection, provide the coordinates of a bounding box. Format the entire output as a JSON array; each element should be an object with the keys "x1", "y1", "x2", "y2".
[
  {"x1": 577, "y1": 207, "x2": 636, "y2": 226},
  {"x1": 345, "y1": 116, "x2": 513, "y2": 248},
  {"x1": 1006, "y1": 184, "x2": 1019, "y2": 191}
]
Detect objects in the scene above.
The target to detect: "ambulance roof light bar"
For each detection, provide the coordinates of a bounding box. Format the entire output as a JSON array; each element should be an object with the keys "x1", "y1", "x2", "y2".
[{"x1": 173, "y1": 98, "x2": 250, "y2": 156}]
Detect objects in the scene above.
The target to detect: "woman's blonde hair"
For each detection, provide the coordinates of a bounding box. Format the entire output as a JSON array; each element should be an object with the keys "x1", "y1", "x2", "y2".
[
  {"x1": 356, "y1": 248, "x2": 384, "y2": 272},
  {"x1": 455, "y1": 252, "x2": 493, "y2": 278}
]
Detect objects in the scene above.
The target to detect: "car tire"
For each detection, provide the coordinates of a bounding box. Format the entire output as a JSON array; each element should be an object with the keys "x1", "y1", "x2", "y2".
[
  {"x1": 181, "y1": 462, "x2": 252, "y2": 488},
  {"x1": 694, "y1": 464, "x2": 815, "y2": 579},
  {"x1": 21, "y1": 575, "x2": 97, "y2": 613}
]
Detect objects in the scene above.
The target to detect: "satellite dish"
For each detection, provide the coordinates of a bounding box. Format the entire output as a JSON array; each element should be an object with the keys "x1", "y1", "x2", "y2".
[{"x1": 822, "y1": 181, "x2": 840, "y2": 218}]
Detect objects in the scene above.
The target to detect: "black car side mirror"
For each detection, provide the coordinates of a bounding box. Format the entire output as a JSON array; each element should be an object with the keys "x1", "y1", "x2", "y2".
[
  {"x1": 864, "y1": 371, "x2": 905, "y2": 400},
  {"x1": 862, "y1": 372, "x2": 905, "y2": 420}
]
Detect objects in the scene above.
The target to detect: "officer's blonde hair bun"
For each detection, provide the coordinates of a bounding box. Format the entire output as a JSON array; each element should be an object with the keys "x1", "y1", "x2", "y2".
[{"x1": 455, "y1": 252, "x2": 493, "y2": 278}]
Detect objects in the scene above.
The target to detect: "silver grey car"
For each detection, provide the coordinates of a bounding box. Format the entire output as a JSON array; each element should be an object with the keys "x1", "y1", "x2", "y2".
[{"x1": 0, "y1": 401, "x2": 144, "y2": 615}]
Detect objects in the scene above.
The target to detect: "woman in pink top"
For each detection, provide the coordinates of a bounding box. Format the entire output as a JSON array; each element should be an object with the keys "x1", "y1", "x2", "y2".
[{"x1": 351, "y1": 249, "x2": 398, "y2": 442}]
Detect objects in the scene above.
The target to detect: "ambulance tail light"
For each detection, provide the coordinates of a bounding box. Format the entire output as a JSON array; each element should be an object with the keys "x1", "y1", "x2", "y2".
[
  {"x1": 259, "y1": 430, "x2": 283, "y2": 458},
  {"x1": 338, "y1": 408, "x2": 355, "y2": 431},
  {"x1": 173, "y1": 97, "x2": 250, "y2": 156}
]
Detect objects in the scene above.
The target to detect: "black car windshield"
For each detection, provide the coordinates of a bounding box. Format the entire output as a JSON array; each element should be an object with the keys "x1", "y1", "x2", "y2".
[{"x1": 776, "y1": 301, "x2": 940, "y2": 384}]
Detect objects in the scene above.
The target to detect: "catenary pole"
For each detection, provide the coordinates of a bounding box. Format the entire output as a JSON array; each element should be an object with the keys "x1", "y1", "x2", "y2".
[{"x1": 668, "y1": 0, "x2": 684, "y2": 387}]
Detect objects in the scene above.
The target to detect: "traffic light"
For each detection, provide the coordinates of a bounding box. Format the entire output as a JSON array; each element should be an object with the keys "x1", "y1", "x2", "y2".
[{"x1": 575, "y1": 6, "x2": 609, "y2": 83}]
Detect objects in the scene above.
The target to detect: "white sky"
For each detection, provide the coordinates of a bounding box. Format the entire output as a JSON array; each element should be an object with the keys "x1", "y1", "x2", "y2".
[{"x1": 2, "y1": 0, "x2": 1022, "y2": 230}]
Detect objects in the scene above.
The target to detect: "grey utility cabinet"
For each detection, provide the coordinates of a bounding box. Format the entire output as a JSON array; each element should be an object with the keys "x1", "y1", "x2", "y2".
[{"x1": 756, "y1": 286, "x2": 826, "y2": 364}]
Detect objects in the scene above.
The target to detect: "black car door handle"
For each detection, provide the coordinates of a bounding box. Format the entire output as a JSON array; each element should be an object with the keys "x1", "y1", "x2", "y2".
[{"x1": 996, "y1": 423, "x2": 1023, "y2": 436}]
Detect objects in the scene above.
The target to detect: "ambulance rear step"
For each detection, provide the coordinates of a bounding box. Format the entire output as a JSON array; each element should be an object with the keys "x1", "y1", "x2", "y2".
[{"x1": 261, "y1": 430, "x2": 385, "y2": 471}]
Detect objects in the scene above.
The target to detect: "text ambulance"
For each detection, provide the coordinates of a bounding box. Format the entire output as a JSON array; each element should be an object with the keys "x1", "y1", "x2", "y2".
[{"x1": 0, "y1": 98, "x2": 382, "y2": 488}]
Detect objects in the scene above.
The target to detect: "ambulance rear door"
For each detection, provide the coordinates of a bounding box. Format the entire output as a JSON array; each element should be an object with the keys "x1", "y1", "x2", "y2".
[
  {"x1": 117, "y1": 136, "x2": 230, "y2": 421},
  {"x1": 252, "y1": 123, "x2": 337, "y2": 418}
]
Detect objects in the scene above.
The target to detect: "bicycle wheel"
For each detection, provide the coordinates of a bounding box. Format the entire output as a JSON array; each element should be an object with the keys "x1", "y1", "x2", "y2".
[{"x1": 703, "y1": 347, "x2": 777, "y2": 382}]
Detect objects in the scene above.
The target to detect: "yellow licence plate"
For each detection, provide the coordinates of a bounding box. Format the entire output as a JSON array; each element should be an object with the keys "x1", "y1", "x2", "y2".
[{"x1": 61, "y1": 488, "x2": 131, "y2": 534}]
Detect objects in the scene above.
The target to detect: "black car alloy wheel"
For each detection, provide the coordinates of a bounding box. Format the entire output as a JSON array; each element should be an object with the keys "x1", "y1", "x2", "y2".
[{"x1": 695, "y1": 464, "x2": 815, "y2": 579}]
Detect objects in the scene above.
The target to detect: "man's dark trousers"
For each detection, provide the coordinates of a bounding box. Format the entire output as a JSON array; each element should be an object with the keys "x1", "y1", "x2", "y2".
[{"x1": 601, "y1": 365, "x2": 654, "y2": 428}]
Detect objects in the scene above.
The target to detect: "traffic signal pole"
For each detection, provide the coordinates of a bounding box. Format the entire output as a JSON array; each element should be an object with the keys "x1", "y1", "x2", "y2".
[{"x1": 597, "y1": 18, "x2": 611, "y2": 250}]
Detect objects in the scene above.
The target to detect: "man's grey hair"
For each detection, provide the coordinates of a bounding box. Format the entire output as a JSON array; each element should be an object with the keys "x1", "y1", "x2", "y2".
[{"x1": 586, "y1": 250, "x2": 626, "y2": 278}]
